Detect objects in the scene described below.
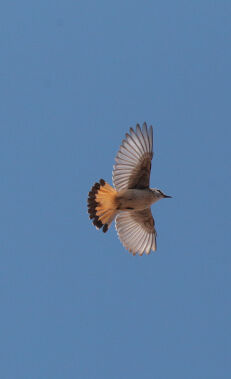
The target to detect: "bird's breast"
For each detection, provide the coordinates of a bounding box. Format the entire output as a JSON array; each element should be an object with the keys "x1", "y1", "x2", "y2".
[{"x1": 116, "y1": 189, "x2": 154, "y2": 211}]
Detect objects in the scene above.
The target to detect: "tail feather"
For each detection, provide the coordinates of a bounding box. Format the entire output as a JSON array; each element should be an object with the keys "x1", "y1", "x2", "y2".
[{"x1": 87, "y1": 179, "x2": 117, "y2": 233}]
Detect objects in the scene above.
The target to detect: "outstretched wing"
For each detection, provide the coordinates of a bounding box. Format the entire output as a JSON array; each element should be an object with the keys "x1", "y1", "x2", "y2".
[
  {"x1": 115, "y1": 208, "x2": 157, "y2": 256},
  {"x1": 112, "y1": 123, "x2": 153, "y2": 191}
]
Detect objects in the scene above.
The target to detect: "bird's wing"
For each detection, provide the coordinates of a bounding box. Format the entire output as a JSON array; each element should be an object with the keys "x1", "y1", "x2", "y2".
[
  {"x1": 112, "y1": 123, "x2": 153, "y2": 191},
  {"x1": 115, "y1": 208, "x2": 157, "y2": 255}
]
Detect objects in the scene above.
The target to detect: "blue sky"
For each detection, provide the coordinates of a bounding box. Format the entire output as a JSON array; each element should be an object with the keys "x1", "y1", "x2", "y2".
[{"x1": 1, "y1": 1, "x2": 230, "y2": 378}]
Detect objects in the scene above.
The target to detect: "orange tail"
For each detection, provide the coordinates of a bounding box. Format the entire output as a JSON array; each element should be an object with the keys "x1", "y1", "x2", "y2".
[{"x1": 87, "y1": 179, "x2": 117, "y2": 232}]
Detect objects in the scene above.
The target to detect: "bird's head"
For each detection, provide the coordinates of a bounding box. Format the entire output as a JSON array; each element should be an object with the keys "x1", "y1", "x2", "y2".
[{"x1": 150, "y1": 188, "x2": 172, "y2": 202}]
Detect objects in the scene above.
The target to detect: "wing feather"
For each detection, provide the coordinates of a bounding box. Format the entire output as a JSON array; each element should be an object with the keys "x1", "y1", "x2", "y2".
[
  {"x1": 115, "y1": 208, "x2": 157, "y2": 256},
  {"x1": 113, "y1": 123, "x2": 153, "y2": 191}
]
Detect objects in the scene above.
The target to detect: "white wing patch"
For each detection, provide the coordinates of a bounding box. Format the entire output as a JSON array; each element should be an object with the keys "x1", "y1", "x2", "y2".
[
  {"x1": 112, "y1": 123, "x2": 153, "y2": 191},
  {"x1": 115, "y1": 208, "x2": 157, "y2": 256}
]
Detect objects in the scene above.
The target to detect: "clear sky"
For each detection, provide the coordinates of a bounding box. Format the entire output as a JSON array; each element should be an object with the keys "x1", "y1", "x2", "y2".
[{"x1": 1, "y1": 1, "x2": 230, "y2": 378}]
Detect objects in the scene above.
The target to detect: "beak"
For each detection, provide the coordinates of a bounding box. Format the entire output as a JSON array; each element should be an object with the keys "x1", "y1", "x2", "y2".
[{"x1": 163, "y1": 194, "x2": 172, "y2": 198}]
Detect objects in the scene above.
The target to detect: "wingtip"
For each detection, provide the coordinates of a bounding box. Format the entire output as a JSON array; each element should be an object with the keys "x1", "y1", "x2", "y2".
[{"x1": 136, "y1": 123, "x2": 141, "y2": 133}]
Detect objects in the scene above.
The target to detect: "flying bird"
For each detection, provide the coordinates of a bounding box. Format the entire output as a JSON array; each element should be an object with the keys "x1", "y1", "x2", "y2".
[{"x1": 87, "y1": 122, "x2": 171, "y2": 256}]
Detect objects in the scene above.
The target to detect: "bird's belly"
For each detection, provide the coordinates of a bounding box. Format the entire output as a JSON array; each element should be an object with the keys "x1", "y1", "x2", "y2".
[{"x1": 116, "y1": 189, "x2": 153, "y2": 211}]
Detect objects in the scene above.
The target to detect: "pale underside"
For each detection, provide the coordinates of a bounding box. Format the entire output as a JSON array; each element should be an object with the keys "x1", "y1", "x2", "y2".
[{"x1": 113, "y1": 123, "x2": 157, "y2": 255}]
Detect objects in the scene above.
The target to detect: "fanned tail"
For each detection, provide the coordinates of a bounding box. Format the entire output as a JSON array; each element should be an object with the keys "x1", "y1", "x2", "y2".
[{"x1": 87, "y1": 179, "x2": 117, "y2": 232}]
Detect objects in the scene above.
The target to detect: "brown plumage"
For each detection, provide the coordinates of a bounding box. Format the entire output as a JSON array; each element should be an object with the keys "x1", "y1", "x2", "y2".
[{"x1": 87, "y1": 179, "x2": 117, "y2": 232}]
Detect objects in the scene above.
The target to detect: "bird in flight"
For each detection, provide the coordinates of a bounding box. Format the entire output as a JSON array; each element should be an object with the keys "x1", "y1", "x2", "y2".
[{"x1": 87, "y1": 122, "x2": 171, "y2": 256}]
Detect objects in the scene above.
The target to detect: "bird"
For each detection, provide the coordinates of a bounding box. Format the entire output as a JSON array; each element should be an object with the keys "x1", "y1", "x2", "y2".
[{"x1": 87, "y1": 122, "x2": 171, "y2": 256}]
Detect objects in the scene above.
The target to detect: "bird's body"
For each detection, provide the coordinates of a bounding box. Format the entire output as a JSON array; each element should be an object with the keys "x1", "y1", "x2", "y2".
[
  {"x1": 116, "y1": 188, "x2": 157, "y2": 211},
  {"x1": 87, "y1": 122, "x2": 171, "y2": 256}
]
